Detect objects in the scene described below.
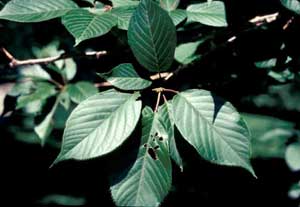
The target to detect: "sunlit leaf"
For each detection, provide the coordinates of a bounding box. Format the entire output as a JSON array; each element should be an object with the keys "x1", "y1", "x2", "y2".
[
  {"x1": 0, "y1": 0, "x2": 78, "y2": 22},
  {"x1": 53, "y1": 90, "x2": 141, "y2": 164},
  {"x1": 172, "y1": 89, "x2": 255, "y2": 176},
  {"x1": 111, "y1": 107, "x2": 172, "y2": 207}
]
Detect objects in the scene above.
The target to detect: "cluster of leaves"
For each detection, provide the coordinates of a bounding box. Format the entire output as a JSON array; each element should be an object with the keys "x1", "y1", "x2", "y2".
[{"x1": 0, "y1": 0, "x2": 265, "y2": 206}]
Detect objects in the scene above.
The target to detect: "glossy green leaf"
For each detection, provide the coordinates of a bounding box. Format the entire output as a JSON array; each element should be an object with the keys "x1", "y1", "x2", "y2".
[
  {"x1": 34, "y1": 97, "x2": 60, "y2": 145},
  {"x1": 53, "y1": 90, "x2": 141, "y2": 164},
  {"x1": 0, "y1": 0, "x2": 78, "y2": 22},
  {"x1": 111, "y1": 6, "x2": 136, "y2": 30},
  {"x1": 172, "y1": 89, "x2": 255, "y2": 176},
  {"x1": 111, "y1": 107, "x2": 172, "y2": 207},
  {"x1": 160, "y1": 0, "x2": 179, "y2": 11},
  {"x1": 16, "y1": 82, "x2": 56, "y2": 109},
  {"x1": 175, "y1": 40, "x2": 203, "y2": 64},
  {"x1": 128, "y1": 0, "x2": 177, "y2": 72},
  {"x1": 62, "y1": 9, "x2": 117, "y2": 45},
  {"x1": 112, "y1": 0, "x2": 140, "y2": 7},
  {"x1": 169, "y1": 9, "x2": 186, "y2": 26},
  {"x1": 187, "y1": 1, "x2": 227, "y2": 27},
  {"x1": 281, "y1": 0, "x2": 300, "y2": 14},
  {"x1": 159, "y1": 102, "x2": 183, "y2": 171},
  {"x1": 67, "y1": 81, "x2": 98, "y2": 104},
  {"x1": 285, "y1": 143, "x2": 300, "y2": 171},
  {"x1": 98, "y1": 63, "x2": 152, "y2": 90}
]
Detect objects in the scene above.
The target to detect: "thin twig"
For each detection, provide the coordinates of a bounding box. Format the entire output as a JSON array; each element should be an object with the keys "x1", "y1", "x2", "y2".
[
  {"x1": 94, "y1": 82, "x2": 112, "y2": 87},
  {"x1": 154, "y1": 91, "x2": 162, "y2": 112},
  {"x1": 162, "y1": 94, "x2": 168, "y2": 103},
  {"x1": 1, "y1": 47, "x2": 107, "y2": 68},
  {"x1": 163, "y1": 88, "x2": 179, "y2": 94},
  {"x1": 150, "y1": 72, "x2": 170, "y2": 80}
]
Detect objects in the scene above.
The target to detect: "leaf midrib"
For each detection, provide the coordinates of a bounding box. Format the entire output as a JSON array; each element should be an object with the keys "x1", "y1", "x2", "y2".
[
  {"x1": 134, "y1": 113, "x2": 158, "y2": 205},
  {"x1": 0, "y1": 8, "x2": 75, "y2": 17},
  {"x1": 63, "y1": 94, "x2": 137, "y2": 158}
]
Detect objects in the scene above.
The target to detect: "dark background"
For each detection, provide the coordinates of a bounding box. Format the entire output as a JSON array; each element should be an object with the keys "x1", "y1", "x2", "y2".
[{"x1": 0, "y1": 0, "x2": 300, "y2": 206}]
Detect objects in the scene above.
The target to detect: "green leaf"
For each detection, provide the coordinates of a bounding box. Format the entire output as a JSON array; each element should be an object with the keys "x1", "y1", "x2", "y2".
[
  {"x1": 160, "y1": 0, "x2": 179, "y2": 11},
  {"x1": 172, "y1": 89, "x2": 255, "y2": 176},
  {"x1": 128, "y1": 0, "x2": 177, "y2": 72},
  {"x1": 175, "y1": 40, "x2": 203, "y2": 64},
  {"x1": 0, "y1": 0, "x2": 78, "y2": 22},
  {"x1": 255, "y1": 58, "x2": 277, "y2": 69},
  {"x1": 20, "y1": 65, "x2": 51, "y2": 81},
  {"x1": 98, "y1": 63, "x2": 152, "y2": 90},
  {"x1": 243, "y1": 113, "x2": 294, "y2": 159},
  {"x1": 281, "y1": 0, "x2": 300, "y2": 15},
  {"x1": 111, "y1": 107, "x2": 172, "y2": 207},
  {"x1": 66, "y1": 81, "x2": 98, "y2": 104},
  {"x1": 285, "y1": 143, "x2": 300, "y2": 171},
  {"x1": 158, "y1": 102, "x2": 183, "y2": 171},
  {"x1": 268, "y1": 69, "x2": 294, "y2": 83},
  {"x1": 187, "y1": 1, "x2": 228, "y2": 27},
  {"x1": 62, "y1": 58, "x2": 77, "y2": 81},
  {"x1": 34, "y1": 97, "x2": 60, "y2": 145},
  {"x1": 111, "y1": 6, "x2": 136, "y2": 30},
  {"x1": 111, "y1": 0, "x2": 140, "y2": 7},
  {"x1": 53, "y1": 90, "x2": 141, "y2": 164},
  {"x1": 169, "y1": 9, "x2": 186, "y2": 26},
  {"x1": 17, "y1": 82, "x2": 56, "y2": 109},
  {"x1": 62, "y1": 9, "x2": 117, "y2": 45}
]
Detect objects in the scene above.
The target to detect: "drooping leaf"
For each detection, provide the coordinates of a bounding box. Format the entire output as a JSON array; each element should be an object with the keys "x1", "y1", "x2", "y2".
[
  {"x1": 111, "y1": 0, "x2": 140, "y2": 7},
  {"x1": 281, "y1": 0, "x2": 300, "y2": 15},
  {"x1": 111, "y1": 107, "x2": 172, "y2": 207},
  {"x1": 62, "y1": 9, "x2": 117, "y2": 45},
  {"x1": 187, "y1": 1, "x2": 228, "y2": 27},
  {"x1": 98, "y1": 63, "x2": 152, "y2": 90},
  {"x1": 169, "y1": 9, "x2": 186, "y2": 26},
  {"x1": 175, "y1": 40, "x2": 203, "y2": 64},
  {"x1": 159, "y1": 102, "x2": 183, "y2": 171},
  {"x1": 128, "y1": 0, "x2": 177, "y2": 72},
  {"x1": 16, "y1": 82, "x2": 56, "y2": 109},
  {"x1": 111, "y1": 6, "x2": 136, "y2": 30},
  {"x1": 172, "y1": 89, "x2": 255, "y2": 176},
  {"x1": 160, "y1": 0, "x2": 180, "y2": 11},
  {"x1": 66, "y1": 81, "x2": 98, "y2": 104},
  {"x1": 0, "y1": 0, "x2": 78, "y2": 22},
  {"x1": 53, "y1": 90, "x2": 141, "y2": 164},
  {"x1": 285, "y1": 143, "x2": 300, "y2": 171},
  {"x1": 34, "y1": 97, "x2": 60, "y2": 145}
]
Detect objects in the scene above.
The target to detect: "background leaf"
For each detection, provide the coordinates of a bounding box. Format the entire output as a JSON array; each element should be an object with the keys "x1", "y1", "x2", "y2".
[
  {"x1": 98, "y1": 63, "x2": 152, "y2": 90},
  {"x1": 160, "y1": 0, "x2": 180, "y2": 12},
  {"x1": 0, "y1": 0, "x2": 78, "y2": 22},
  {"x1": 53, "y1": 90, "x2": 141, "y2": 164},
  {"x1": 187, "y1": 1, "x2": 228, "y2": 27},
  {"x1": 285, "y1": 143, "x2": 300, "y2": 171},
  {"x1": 169, "y1": 9, "x2": 186, "y2": 26},
  {"x1": 172, "y1": 89, "x2": 255, "y2": 176},
  {"x1": 112, "y1": 0, "x2": 140, "y2": 7},
  {"x1": 281, "y1": 0, "x2": 300, "y2": 15},
  {"x1": 16, "y1": 82, "x2": 56, "y2": 109},
  {"x1": 111, "y1": 6, "x2": 136, "y2": 30},
  {"x1": 111, "y1": 107, "x2": 172, "y2": 207},
  {"x1": 175, "y1": 40, "x2": 203, "y2": 64},
  {"x1": 62, "y1": 9, "x2": 117, "y2": 45},
  {"x1": 128, "y1": 0, "x2": 177, "y2": 72},
  {"x1": 67, "y1": 81, "x2": 98, "y2": 104}
]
